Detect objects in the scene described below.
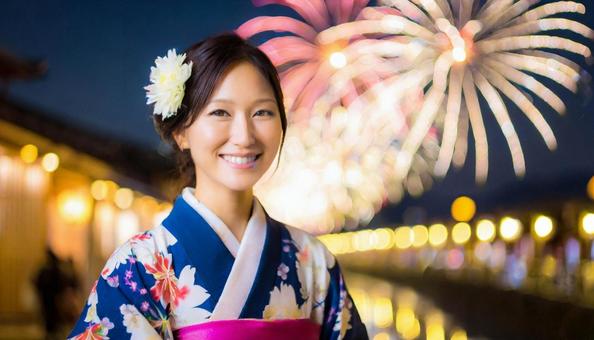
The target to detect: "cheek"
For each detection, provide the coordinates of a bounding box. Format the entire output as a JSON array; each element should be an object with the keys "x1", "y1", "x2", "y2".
[{"x1": 187, "y1": 125, "x2": 226, "y2": 160}]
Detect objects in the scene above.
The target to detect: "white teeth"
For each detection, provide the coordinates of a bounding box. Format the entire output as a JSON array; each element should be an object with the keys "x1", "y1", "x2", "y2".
[{"x1": 222, "y1": 155, "x2": 257, "y2": 164}]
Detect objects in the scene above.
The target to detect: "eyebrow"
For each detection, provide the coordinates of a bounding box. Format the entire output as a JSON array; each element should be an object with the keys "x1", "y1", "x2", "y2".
[{"x1": 210, "y1": 98, "x2": 276, "y2": 104}]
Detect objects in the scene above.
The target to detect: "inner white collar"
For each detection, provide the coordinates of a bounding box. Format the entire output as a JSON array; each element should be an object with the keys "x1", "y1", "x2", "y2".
[{"x1": 181, "y1": 187, "x2": 265, "y2": 258}]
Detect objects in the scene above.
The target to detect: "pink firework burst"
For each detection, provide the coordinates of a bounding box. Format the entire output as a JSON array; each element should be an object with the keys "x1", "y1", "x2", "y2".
[{"x1": 237, "y1": 0, "x2": 402, "y2": 123}]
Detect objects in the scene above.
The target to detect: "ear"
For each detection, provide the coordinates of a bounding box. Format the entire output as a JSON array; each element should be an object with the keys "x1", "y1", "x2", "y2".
[{"x1": 173, "y1": 130, "x2": 189, "y2": 150}]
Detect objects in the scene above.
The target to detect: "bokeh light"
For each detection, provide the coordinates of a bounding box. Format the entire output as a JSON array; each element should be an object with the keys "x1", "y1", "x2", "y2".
[
  {"x1": 580, "y1": 212, "x2": 594, "y2": 239},
  {"x1": 476, "y1": 219, "x2": 496, "y2": 242},
  {"x1": 533, "y1": 215, "x2": 555, "y2": 241},
  {"x1": 91, "y1": 180, "x2": 108, "y2": 201},
  {"x1": 114, "y1": 188, "x2": 134, "y2": 210},
  {"x1": 41, "y1": 152, "x2": 60, "y2": 172},
  {"x1": 372, "y1": 297, "x2": 393, "y2": 328},
  {"x1": 412, "y1": 225, "x2": 429, "y2": 248},
  {"x1": 500, "y1": 217, "x2": 523, "y2": 242},
  {"x1": 57, "y1": 190, "x2": 92, "y2": 224},
  {"x1": 395, "y1": 226, "x2": 414, "y2": 250},
  {"x1": 429, "y1": 224, "x2": 448, "y2": 248},
  {"x1": 451, "y1": 329, "x2": 468, "y2": 340},
  {"x1": 451, "y1": 196, "x2": 476, "y2": 222},
  {"x1": 452, "y1": 222, "x2": 471, "y2": 245},
  {"x1": 20, "y1": 144, "x2": 38, "y2": 164},
  {"x1": 395, "y1": 306, "x2": 420, "y2": 339}
]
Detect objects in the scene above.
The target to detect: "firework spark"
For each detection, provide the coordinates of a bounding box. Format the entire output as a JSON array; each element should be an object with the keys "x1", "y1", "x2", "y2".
[
  {"x1": 243, "y1": 0, "x2": 592, "y2": 232},
  {"x1": 240, "y1": 0, "x2": 437, "y2": 231},
  {"x1": 237, "y1": 0, "x2": 407, "y2": 123},
  {"x1": 375, "y1": 0, "x2": 593, "y2": 183}
]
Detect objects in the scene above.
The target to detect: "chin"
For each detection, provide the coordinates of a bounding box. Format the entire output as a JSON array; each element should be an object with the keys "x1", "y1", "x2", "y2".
[{"x1": 219, "y1": 178, "x2": 259, "y2": 192}]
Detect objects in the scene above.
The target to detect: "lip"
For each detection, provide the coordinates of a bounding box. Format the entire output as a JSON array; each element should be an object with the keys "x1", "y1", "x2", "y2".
[{"x1": 219, "y1": 153, "x2": 262, "y2": 169}]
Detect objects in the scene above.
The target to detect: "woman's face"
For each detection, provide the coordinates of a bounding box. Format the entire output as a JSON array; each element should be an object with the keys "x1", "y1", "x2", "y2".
[{"x1": 175, "y1": 61, "x2": 283, "y2": 193}]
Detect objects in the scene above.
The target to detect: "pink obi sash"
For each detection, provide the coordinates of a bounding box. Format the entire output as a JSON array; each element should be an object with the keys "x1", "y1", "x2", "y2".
[{"x1": 174, "y1": 318, "x2": 321, "y2": 340}]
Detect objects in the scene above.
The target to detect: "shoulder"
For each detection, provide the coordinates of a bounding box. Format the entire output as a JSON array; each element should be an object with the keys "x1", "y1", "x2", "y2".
[{"x1": 100, "y1": 224, "x2": 178, "y2": 279}]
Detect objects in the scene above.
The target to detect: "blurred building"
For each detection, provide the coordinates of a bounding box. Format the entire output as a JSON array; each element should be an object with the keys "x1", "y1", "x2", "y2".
[{"x1": 0, "y1": 50, "x2": 176, "y2": 332}]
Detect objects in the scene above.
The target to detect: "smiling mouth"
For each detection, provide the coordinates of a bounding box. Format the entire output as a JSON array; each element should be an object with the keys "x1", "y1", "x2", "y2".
[{"x1": 219, "y1": 154, "x2": 262, "y2": 166}]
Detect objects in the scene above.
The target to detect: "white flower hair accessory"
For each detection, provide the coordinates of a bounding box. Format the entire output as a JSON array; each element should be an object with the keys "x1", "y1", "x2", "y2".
[{"x1": 144, "y1": 49, "x2": 193, "y2": 119}]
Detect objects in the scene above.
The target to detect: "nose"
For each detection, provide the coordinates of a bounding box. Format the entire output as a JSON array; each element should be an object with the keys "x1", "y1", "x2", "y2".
[{"x1": 229, "y1": 112, "x2": 256, "y2": 147}]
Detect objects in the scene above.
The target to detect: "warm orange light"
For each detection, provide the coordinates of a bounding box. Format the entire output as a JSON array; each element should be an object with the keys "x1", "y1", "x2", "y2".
[
  {"x1": 20, "y1": 144, "x2": 38, "y2": 164},
  {"x1": 451, "y1": 196, "x2": 476, "y2": 222},
  {"x1": 57, "y1": 190, "x2": 92, "y2": 224}
]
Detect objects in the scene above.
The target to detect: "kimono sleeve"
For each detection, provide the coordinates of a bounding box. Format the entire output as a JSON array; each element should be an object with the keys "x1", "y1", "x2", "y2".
[
  {"x1": 68, "y1": 242, "x2": 171, "y2": 340},
  {"x1": 320, "y1": 259, "x2": 369, "y2": 340}
]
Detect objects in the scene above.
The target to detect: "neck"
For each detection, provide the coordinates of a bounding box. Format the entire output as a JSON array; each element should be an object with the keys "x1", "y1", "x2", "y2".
[{"x1": 193, "y1": 182, "x2": 254, "y2": 243}]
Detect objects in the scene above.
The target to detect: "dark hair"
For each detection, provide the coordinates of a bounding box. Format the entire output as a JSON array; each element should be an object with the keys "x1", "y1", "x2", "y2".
[{"x1": 153, "y1": 33, "x2": 287, "y2": 189}]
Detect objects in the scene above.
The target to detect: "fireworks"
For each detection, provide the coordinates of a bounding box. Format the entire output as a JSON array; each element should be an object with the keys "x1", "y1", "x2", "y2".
[
  {"x1": 241, "y1": 0, "x2": 592, "y2": 232},
  {"x1": 240, "y1": 0, "x2": 436, "y2": 231},
  {"x1": 237, "y1": 0, "x2": 405, "y2": 123},
  {"x1": 377, "y1": 0, "x2": 593, "y2": 182}
]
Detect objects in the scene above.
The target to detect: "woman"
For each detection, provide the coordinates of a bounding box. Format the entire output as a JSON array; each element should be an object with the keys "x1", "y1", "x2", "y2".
[{"x1": 68, "y1": 33, "x2": 368, "y2": 340}]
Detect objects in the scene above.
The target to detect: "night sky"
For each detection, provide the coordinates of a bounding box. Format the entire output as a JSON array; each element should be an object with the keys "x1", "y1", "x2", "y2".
[{"x1": 1, "y1": 1, "x2": 593, "y2": 224}]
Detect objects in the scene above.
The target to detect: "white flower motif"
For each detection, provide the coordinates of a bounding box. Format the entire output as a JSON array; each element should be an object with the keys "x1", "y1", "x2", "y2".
[
  {"x1": 169, "y1": 265, "x2": 212, "y2": 329},
  {"x1": 84, "y1": 281, "x2": 100, "y2": 323},
  {"x1": 287, "y1": 228, "x2": 334, "y2": 300},
  {"x1": 144, "y1": 49, "x2": 193, "y2": 119},
  {"x1": 101, "y1": 242, "x2": 132, "y2": 279},
  {"x1": 102, "y1": 225, "x2": 177, "y2": 279},
  {"x1": 120, "y1": 304, "x2": 162, "y2": 340},
  {"x1": 286, "y1": 227, "x2": 338, "y2": 324},
  {"x1": 263, "y1": 283, "x2": 304, "y2": 320}
]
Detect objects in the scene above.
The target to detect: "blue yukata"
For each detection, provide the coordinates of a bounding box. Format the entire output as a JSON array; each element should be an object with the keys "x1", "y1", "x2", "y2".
[{"x1": 68, "y1": 188, "x2": 368, "y2": 339}]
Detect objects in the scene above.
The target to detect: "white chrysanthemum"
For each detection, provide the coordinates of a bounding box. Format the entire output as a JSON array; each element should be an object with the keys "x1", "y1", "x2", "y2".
[
  {"x1": 263, "y1": 283, "x2": 304, "y2": 320},
  {"x1": 170, "y1": 265, "x2": 211, "y2": 329},
  {"x1": 144, "y1": 49, "x2": 193, "y2": 119},
  {"x1": 120, "y1": 304, "x2": 161, "y2": 340}
]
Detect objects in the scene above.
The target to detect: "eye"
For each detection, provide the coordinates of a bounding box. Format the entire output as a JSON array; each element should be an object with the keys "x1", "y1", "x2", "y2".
[
  {"x1": 209, "y1": 109, "x2": 230, "y2": 117},
  {"x1": 254, "y1": 110, "x2": 275, "y2": 117}
]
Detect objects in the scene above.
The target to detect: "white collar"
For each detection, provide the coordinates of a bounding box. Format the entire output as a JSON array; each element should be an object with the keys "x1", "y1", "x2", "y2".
[
  {"x1": 181, "y1": 187, "x2": 268, "y2": 320},
  {"x1": 181, "y1": 187, "x2": 265, "y2": 258}
]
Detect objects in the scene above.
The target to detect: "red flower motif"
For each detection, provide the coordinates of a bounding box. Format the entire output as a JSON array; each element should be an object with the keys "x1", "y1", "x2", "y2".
[
  {"x1": 131, "y1": 233, "x2": 152, "y2": 242},
  {"x1": 144, "y1": 253, "x2": 188, "y2": 308},
  {"x1": 72, "y1": 323, "x2": 105, "y2": 340}
]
